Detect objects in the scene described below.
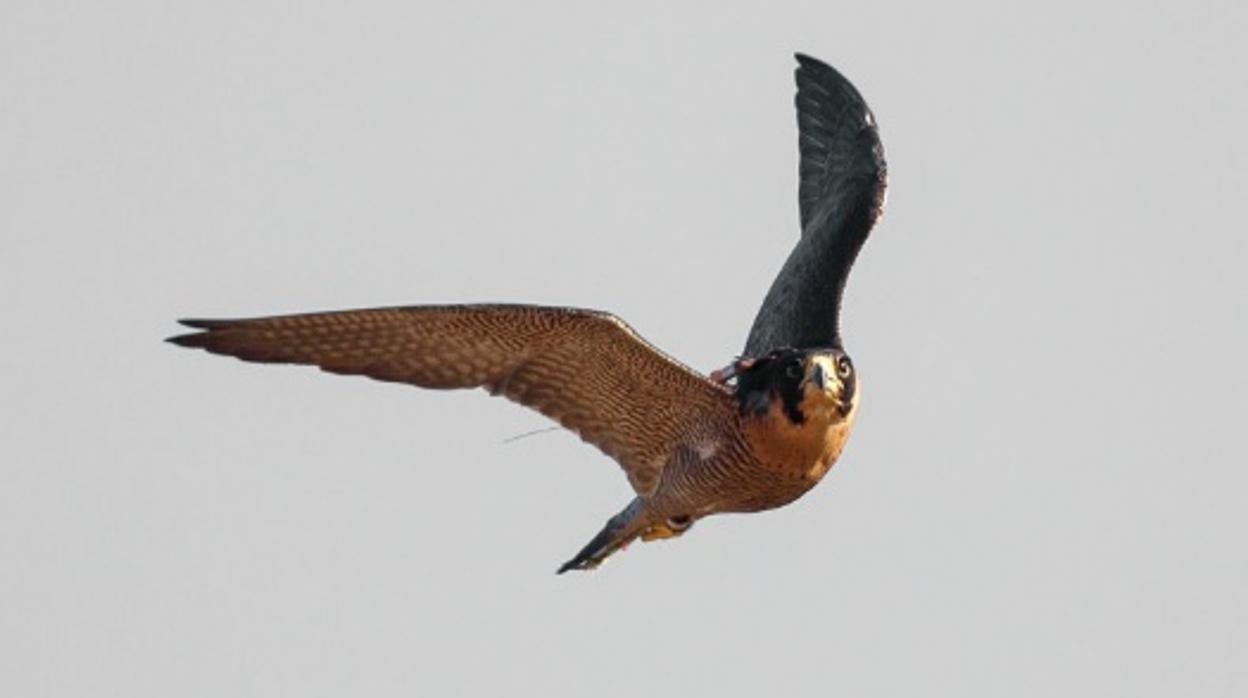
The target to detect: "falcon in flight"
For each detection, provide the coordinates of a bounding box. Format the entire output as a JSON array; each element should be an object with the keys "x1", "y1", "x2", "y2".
[{"x1": 169, "y1": 54, "x2": 887, "y2": 573}]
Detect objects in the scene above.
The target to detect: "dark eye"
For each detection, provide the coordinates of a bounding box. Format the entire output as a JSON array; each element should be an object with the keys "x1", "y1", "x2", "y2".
[
  {"x1": 785, "y1": 361, "x2": 803, "y2": 379},
  {"x1": 837, "y1": 357, "x2": 853, "y2": 378}
]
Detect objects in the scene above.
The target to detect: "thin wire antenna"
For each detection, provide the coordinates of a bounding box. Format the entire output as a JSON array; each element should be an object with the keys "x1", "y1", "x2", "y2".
[{"x1": 502, "y1": 426, "x2": 563, "y2": 444}]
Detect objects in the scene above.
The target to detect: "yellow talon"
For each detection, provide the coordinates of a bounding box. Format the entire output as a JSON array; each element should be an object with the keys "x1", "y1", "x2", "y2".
[{"x1": 640, "y1": 522, "x2": 679, "y2": 541}]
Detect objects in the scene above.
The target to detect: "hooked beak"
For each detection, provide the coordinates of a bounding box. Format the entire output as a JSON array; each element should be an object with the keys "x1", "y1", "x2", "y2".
[{"x1": 810, "y1": 362, "x2": 829, "y2": 392}]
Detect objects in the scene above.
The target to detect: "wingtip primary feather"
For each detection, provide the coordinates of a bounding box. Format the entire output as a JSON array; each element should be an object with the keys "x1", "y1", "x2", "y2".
[
  {"x1": 166, "y1": 327, "x2": 216, "y2": 348},
  {"x1": 167, "y1": 319, "x2": 232, "y2": 349},
  {"x1": 177, "y1": 318, "x2": 233, "y2": 329},
  {"x1": 794, "y1": 52, "x2": 839, "y2": 78},
  {"x1": 793, "y1": 51, "x2": 821, "y2": 67}
]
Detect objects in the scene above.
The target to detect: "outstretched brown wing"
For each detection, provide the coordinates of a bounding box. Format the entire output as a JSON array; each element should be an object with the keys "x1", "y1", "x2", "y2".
[{"x1": 168, "y1": 304, "x2": 736, "y2": 495}]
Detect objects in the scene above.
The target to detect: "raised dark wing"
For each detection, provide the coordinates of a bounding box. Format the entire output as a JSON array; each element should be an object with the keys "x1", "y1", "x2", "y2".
[
  {"x1": 168, "y1": 304, "x2": 736, "y2": 496},
  {"x1": 743, "y1": 53, "x2": 887, "y2": 355}
]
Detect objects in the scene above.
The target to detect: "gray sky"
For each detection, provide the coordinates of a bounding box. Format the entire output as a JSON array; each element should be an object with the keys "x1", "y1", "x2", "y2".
[{"x1": 4, "y1": 1, "x2": 1246, "y2": 696}]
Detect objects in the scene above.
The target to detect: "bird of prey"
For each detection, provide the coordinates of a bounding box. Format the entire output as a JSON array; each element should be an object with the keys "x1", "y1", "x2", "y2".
[{"x1": 169, "y1": 54, "x2": 886, "y2": 573}]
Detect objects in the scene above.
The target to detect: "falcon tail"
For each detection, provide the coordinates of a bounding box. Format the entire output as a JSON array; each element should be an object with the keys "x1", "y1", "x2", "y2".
[
  {"x1": 558, "y1": 499, "x2": 647, "y2": 574},
  {"x1": 557, "y1": 499, "x2": 696, "y2": 573}
]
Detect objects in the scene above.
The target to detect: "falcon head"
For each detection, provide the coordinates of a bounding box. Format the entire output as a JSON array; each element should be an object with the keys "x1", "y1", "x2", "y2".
[{"x1": 722, "y1": 348, "x2": 857, "y2": 426}]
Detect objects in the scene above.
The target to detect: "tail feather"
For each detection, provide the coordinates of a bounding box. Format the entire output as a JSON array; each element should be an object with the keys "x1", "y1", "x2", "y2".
[{"x1": 557, "y1": 499, "x2": 645, "y2": 574}]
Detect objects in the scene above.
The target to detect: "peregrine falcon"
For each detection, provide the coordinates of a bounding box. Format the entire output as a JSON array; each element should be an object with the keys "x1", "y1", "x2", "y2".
[{"x1": 169, "y1": 54, "x2": 887, "y2": 572}]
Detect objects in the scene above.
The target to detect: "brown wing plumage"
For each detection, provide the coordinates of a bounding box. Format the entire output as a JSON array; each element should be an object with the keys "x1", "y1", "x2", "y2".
[{"x1": 167, "y1": 304, "x2": 737, "y2": 495}]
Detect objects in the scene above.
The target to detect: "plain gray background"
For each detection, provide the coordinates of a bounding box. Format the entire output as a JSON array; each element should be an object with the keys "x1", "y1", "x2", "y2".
[{"x1": 3, "y1": 1, "x2": 1246, "y2": 696}]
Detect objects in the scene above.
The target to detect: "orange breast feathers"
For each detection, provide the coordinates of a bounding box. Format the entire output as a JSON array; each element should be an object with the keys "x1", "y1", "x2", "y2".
[{"x1": 742, "y1": 386, "x2": 857, "y2": 483}]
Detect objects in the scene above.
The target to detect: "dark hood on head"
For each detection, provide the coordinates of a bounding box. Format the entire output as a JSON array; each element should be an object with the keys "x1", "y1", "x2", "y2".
[{"x1": 733, "y1": 348, "x2": 809, "y2": 425}]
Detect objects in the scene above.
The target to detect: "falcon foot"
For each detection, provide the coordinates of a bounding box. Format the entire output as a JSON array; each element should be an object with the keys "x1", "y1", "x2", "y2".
[{"x1": 639, "y1": 515, "x2": 694, "y2": 541}]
